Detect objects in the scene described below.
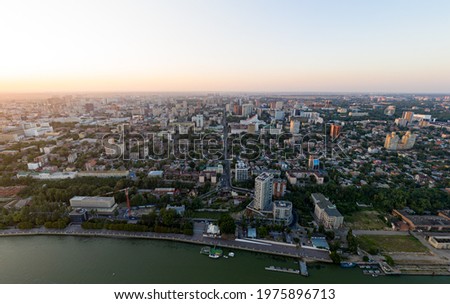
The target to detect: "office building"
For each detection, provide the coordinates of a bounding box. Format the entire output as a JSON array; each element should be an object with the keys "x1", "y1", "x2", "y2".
[{"x1": 69, "y1": 196, "x2": 118, "y2": 215}]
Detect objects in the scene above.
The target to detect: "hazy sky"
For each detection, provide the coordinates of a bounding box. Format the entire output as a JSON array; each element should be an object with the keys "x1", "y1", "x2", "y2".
[{"x1": 1, "y1": 0, "x2": 450, "y2": 93}]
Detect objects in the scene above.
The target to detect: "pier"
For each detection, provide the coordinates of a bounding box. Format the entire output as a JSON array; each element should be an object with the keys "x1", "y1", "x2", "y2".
[{"x1": 265, "y1": 266, "x2": 300, "y2": 275}]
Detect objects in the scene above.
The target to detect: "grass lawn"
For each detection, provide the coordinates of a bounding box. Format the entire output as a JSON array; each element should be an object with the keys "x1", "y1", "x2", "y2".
[
  {"x1": 357, "y1": 235, "x2": 429, "y2": 253},
  {"x1": 345, "y1": 210, "x2": 388, "y2": 230}
]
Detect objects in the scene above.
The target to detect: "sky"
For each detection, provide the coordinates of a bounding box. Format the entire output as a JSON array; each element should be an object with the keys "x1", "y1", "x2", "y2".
[{"x1": 1, "y1": 0, "x2": 450, "y2": 93}]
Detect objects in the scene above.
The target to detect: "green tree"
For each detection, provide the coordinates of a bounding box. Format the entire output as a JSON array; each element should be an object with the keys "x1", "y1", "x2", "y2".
[{"x1": 218, "y1": 213, "x2": 236, "y2": 235}]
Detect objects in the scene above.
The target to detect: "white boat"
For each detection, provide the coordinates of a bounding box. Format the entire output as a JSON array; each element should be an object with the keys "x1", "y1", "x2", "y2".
[{"x1": 228, "y1": 252, "x2": 235, "y2": 257}]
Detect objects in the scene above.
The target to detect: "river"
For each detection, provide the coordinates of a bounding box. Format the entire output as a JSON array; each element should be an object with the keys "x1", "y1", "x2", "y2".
[{"x1": 0, "y1": 236, "x2": 448, "y2": 284}]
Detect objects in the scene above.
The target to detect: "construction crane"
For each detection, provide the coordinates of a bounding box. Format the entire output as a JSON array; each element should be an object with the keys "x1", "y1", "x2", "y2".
[{"x1": 101, "y1": 187, "x2": 132, "y2": 218}]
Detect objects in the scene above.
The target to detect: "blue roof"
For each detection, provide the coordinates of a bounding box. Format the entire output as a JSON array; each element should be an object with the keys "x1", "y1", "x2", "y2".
[
  {"x1": 311, "y1": 237, "x2": 330, "y2": 250},
  {"x1": 248, "y1": 227, "x2": 257, "y2": 238}
]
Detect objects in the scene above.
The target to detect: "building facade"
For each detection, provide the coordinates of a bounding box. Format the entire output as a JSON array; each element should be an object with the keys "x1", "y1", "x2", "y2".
[
  {"x1": 254, "y1": 172, "x2": 273, "y2": 211},
  {"x1": 311, "y1": 193, "x2": 344, "y2": 229}
]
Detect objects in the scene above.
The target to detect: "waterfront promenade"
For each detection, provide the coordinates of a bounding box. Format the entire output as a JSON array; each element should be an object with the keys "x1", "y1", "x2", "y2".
[{"x1": 0, "y1": 224, "x2": 332, "y2": 262}]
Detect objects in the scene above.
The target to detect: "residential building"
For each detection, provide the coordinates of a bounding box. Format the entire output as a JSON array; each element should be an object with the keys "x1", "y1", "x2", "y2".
[
  {"x1": 254, "y1": 172, "x2": 273, "y2": 211},
  {"x1": 273, "y1": 200, "x2": 293, "y2": 226},
  {"x1": 289, "y1": 118, "x2": 301, "y2": 134},
  {"x1": 272, "y1": 178, "x2": 286, "y2": 198},
  {"x1": 330, "y1": 124, "x2": 342, "y2": 139},
  {"x1": 235, "y1": 161, "x2": 249, "y2": 181},
  {"x1": 311, "y1": 193, "x2": 344, "y2": 229}
]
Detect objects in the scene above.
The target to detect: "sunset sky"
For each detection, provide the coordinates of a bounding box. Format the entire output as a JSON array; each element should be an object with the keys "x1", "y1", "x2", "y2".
[{"x1": 1, "y1": 0, "x2": 450, "y2": 93}]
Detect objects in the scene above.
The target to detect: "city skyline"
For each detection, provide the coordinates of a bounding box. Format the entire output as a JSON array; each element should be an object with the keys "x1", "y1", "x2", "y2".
[{"x1": 1, "y1": 0, "x2": 450, "y2": 94}]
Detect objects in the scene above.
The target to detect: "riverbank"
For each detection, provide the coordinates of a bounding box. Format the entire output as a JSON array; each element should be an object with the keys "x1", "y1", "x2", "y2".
[{"x1": 0, "y1": 225, "x2": 332, "y2": 262}]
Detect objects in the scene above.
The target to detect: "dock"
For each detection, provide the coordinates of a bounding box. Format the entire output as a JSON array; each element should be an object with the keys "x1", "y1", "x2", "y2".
[
  {"x1": 265, "y1": 266, "x2": 300, "y2": 275},
  {"x1": 299, "y1": 261, "x2": 309, "y2": 276}
]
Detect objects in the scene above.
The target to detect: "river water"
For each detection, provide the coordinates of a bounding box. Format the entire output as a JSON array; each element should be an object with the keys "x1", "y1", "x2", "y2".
[{"x1": 0, "y1": 236, "x2": 448, "y2": 284}]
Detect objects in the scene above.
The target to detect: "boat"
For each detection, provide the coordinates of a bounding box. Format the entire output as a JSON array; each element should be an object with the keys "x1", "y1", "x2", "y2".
[
  {"x1": 340, "y1": 262, "x2": 356, "y2": 268},
  {"x1": 208, "y1": 247, "x2": 223, "y2": 259},
  {"x1": 200, "y1": 246, "x2": 211, "y2": 255},
  {"x1": 228, "y1": 252, "x2": 235, "y2": 257}
]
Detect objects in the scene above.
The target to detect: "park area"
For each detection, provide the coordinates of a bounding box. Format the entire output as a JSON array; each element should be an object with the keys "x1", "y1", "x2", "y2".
[
  {"x1": 357, "y1": 234, "x2": 429, "y2": 253},
  {"x1": 345, "y1": 210, "x2": 388, "y2": 230}
]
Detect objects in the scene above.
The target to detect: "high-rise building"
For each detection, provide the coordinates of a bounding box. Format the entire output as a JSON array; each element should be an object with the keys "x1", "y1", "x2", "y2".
[
  {"x1": 400, "y1": 131, "x2": 417, "y2": 149},
  {"x1": 274, "y1": 110, "x2": 284, "y2": 120},
  {"x1": 242, "y1": 104, "x2": 253, "y2": 117},
  {"x1": 235, "y1": 161, "x2": 249, "y2": 181},
  {"x1": 275, "y1": 101, "x2": 283, "y2": 110},
  {"x1": 233, "y1": 104, "x2": 242, "y2": 116},
  {"x1": 330, "y1": 124, "x2": 342, "y2": 139},
  {"x1": 384, "y1": 132, "x2": 400, "y2": 150},
  {"x1": 273, "y1": 178, "x2": 286, "y2": 198},
  {"x1": 394, "y1": 118, "x2": 408, "y2": 127},
  {"x1": 254, "y1": 172, "x2": 273, "y2": 211},
  {"x1": 289, "y1": 118, "x2": 301, "y2": 134},
  {"x1": 402, "y1": 111, "x2": 414, "y2": 122},
  {"x1": 384, "y1": 131, "x2": 417, "y2": 150}
]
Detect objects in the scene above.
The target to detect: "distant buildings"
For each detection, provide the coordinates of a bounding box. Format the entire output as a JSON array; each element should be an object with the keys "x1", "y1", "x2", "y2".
[
  {"x1": 289, "y1": 118, "x2": 301, "y2": 134},
  {"x1": 191, "y1": 114, "x2": 204, "y2": 128},
  {"x1": 311, "y1": 193, "x2": 344, "y2": 229},
  {"x1": 384, "y1": 131, "x2": 417, "y2": 150},
  {"x1": 330, "y1": 124, "x2": 342, "y2": 140},
  {"x1": 241, "y1": 104, "x2": 253, "y2": 117},
  {"x1": 394, "y1": 118, "x2": 409, "y2": 127},
  {"x1": 384, "y1": 105, "x2": 396, "y2": 116},
  {"x1": 254, "y1": 172, "x2": 273, "y2": 211},
  {"x1": 402, "y1": 111, "x2": 414, "y2": 123}
]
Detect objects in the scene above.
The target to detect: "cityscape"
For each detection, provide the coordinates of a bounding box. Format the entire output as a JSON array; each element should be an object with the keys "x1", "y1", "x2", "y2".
[
  {"x1": 0, "y1": 93, "x2": 449, "y2": 282},
  {"x1": 0, "y1": 0, "x2": 450, "y2": 285}
]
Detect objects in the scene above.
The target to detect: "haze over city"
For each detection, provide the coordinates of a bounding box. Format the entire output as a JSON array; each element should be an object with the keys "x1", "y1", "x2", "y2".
[{"x1": 1, "y1": 0, "x2": 450, "y2": 93}]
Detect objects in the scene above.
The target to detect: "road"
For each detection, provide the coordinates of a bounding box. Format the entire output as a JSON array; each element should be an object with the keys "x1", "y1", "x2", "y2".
[
  {"x1": 352, "y1": 230, "x2": 409, "y2": 236},
  {"x1": 221, "y1": 107, "x2": 231, "y2": 190}
]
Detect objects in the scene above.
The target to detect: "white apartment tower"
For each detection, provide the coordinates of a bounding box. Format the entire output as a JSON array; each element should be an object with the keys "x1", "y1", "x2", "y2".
[{"x1": 254, "y1": 172, "x2": 273, "y2": 211}]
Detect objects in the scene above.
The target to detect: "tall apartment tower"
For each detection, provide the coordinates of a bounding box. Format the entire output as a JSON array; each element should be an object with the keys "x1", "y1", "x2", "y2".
[
  {"x1": 400, "y1": 131, "x2": 417, "y2": 149},
  {"x1": 290, "y1": 118, "x2": 301, "y2": 134},
  {"x1": 384, "y1": 132, "x2": 400, "y2": 150},
  {"x1": 402, "y1": 111, "x2": 414, "y2": 123},
  {"x1": 254, "y1": 172, "x2": 273, "y2": 211},
  {"x1": 330, "y1": 124, "x2": 342, "y2": 139}
]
